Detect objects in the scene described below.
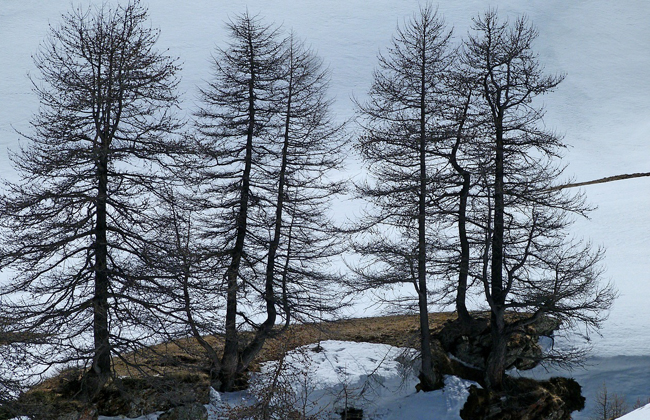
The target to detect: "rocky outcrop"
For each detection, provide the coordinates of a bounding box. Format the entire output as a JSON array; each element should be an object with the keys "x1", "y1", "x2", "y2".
[
  {"x1": 460, "y1": 377, "x2": 585, "y2": 420},
  {"x1": 95, "y1": 375, "x2": 210, "y2": 417},
  {"x1": 158, "y1": 403, "x2": 208, "y2": 420},
  {"x1": 13, "y1": 372, "x2": 211, "y2": 420},
  {"x1": 435, "y1": 315, "x2": 560, "y2": 373},
  {"x1": 431, "y1": 315, "x2": 584, "y2": 420}
]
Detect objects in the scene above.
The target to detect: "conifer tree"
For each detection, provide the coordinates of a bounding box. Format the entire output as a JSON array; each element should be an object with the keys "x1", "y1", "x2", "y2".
[
  {"x1": 187, "y1": 13, "x2": 346, "y2": 391},
  {"x1": 352, "y1": 5, "x2": 452, "y2": 391},
  {"x1": 0, "y1": 0, "x2": 181, "y2": 395},
  {"x1": 463, "y1": 10, "x2": 616, "y2": 389}
]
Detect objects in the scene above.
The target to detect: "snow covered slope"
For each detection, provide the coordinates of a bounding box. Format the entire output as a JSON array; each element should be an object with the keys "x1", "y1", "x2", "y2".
[
  {"x1": 620, "y1": 403, "x2": 650, "y2": 420},
  {"x1": 1, "y1": 0, "x2": 649, "y2": 357},
  {"x1": 94, "y1": 340, "x2": 476, "y2": 420},
  {"x1": 250, "y1": 340, "x2": 473, "y2": 419}
]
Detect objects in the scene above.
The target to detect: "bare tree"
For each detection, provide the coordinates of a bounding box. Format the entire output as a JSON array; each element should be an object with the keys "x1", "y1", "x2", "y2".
[
  {"x1": 190, "y1": 11, "x2": 287, "y2": 391},
  {"x1": 431, "y1": 62, "x2": 492, "y2": 328},
  {"x1": 592, "y1": 383, "x2": 628, "y2": 420},
  {"x1": 351, "y1": 5, "x2": 453, "y2": 391},
  {"x1": 462, "y1": 10, "x2": 616, "y2": 389},
  {"x1": 185, "y1": 12, "x2": 346, "y2": 391},
  {"x1": 0, "y1": 0, "x2": 181, "y2": 396}
]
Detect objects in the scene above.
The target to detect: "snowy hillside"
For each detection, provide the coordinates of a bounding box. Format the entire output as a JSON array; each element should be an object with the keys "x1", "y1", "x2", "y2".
[
  {"x1": 620, "y1": 403, "x2": 650, "y2": 420},
  {"x1": 2, "y1": 0, "x2": 649, "y2": 357}
]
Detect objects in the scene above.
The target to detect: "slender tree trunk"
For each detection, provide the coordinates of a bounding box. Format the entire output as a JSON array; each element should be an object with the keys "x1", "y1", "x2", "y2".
[
  {"x1": 487, "y1": 114, "x2": 506, "y2": 389},
  {"x1": 418, "y1": 148, "x2": 436, "y2": 389},
  {"x1": 238, "y1": 69, "x2": 294, "y2": 372},
  {"x1": 87, "y1": 149, "x2": 111, "y2": 395},
  {"x1": 219, "y1": 74, "x2": 256, "y2": 391},
  {"x1": 486, "y1": 306, "x2": 507, "y2": 389},
  {"x1": 416, "y1": 58, "x2": 440, "y2": 391},
  {"x1": 456, "y1": 170, "x2": 472, "y2": 325},
  {"x1": 450, "y1": 93, "x2": 473, "y2": 327}
]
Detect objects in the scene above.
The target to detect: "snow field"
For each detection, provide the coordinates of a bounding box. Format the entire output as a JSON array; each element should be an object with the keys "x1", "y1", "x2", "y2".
[
  {"x1": 620, "y1": 403, "x2": 650, "y2": 420},
  {"x1": 94, "y1": 340, "x2": 477, "y2": 420}
]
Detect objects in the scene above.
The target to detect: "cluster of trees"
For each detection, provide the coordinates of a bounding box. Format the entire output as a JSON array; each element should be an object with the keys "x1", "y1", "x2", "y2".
[
  {"x1": 351, "y1": 5, "x2": 615, "y2": 390},
  {"x1": 0, "y1": 1, "x2": 345, "y2": 396},
  {"x1": 592, "y1": 383, "x2": 630, "y2": 420},
  {"x1": 590, "y1": 383, "x2": 650, "y2": 419},
  {"x1": 0, "y1": 0, "x2": 614, "y2": 402}
]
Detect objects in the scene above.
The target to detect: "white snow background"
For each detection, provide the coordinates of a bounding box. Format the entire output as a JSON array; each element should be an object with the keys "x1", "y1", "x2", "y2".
[
  {"x1": 1, "y1": 0, "x2": 650, "y2": 418},
  {"x1": 93, "y1": 341, "x2": 480, "y2": 420}
]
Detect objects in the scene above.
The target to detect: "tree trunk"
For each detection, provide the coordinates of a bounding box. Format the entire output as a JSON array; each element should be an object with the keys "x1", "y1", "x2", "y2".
[
  {"x1": 487, "y1": 113, "x2": 506, "y2": 390},
  {"x1": 449, "y1": 91, "x2": 473, "y2": 327},
  {"x1": 456, "y1": 171, "x2": 472, "y2": 326},
  {"x1": 416, "y1": 58, "x2": 440, "y2": 391},
  {"x1": 486, "y1": 308, "x2": 507, "y2": 389},
  {"x1": 219, "y1": 73, "x2": 256, "y2": 391},
  {"x1": 86, "y1": 150, "x2": 111, "y2": 396},
  {"x1": 237, "y1": 70, "x2": 294, "y2": 374}
]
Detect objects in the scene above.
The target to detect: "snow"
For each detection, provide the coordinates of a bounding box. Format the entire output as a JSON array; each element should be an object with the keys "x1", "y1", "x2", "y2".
[
  {"x1": 620, "y1": 403, "x2": 650, "y2": 420},
  {"x1": 251, "y1": 340, "x2": 473, "y2": 418},
  {"x1": 2, "y1": 0, "x2": 650, "y2": 417},
  {"x1": 95, "y1": 340, "x2": 476, "y2": 420}
]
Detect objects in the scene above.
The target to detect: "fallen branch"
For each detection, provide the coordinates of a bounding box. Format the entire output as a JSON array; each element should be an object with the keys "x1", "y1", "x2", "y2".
[{"x1": 550, "y1": 172, "x2": 650, "y2": 191}]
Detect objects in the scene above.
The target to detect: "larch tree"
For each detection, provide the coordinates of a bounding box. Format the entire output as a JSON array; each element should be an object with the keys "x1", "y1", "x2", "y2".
[
  {"x1": 462, "y1": 10, "x2": 616, "y2": 389},
  {"x1": 266, "y1": 33, "x2": 347, "y2": 327},
  {"x1": 352, "y1": 5, "x2": 453, "y2": 391},
  {"x1": 190, "y1": 11, "x2": 286, "y2": 391},
  {"x1": 187, "y1": 12, "x2": 346, "y2": 391},
  {"x1": 0, "y1": 0, "x2": 181, "y2": 396},
  {"x1": 431, "y1": 62, "x2": 490, "y2": 329}
]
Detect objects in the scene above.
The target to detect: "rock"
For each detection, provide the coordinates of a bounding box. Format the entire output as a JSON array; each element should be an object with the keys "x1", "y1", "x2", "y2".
[
  {"x1": 436, "y1": 315, "x2": 561, "y2": 372},
  {"x1": 95, "y1": 375, "x2": 210, "y2": 417},
  {"x1": 460, "y1": 377, "x2": 585, "y2": 420},
  {"x1": 340, "y1": 407, "x2": 364, "y2": 419},
  {"x1": 57, "y1": 408, "x2": 98, "y2": 420},
  {"x1": 436, "y1": 317, "x2": 490, "y2": 370},
  {"x1": 158, "y1": 402, "x2": 208, "y2": 420}
]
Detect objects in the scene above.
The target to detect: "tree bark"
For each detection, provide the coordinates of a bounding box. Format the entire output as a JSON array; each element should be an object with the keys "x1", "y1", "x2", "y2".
[
  {"x1": 449, "y1": 91, "x2": 473, "y2": 326},
  {"x1": 87, "y1": 147, "x2": 111, "y2": 395},
  {"x1": 219, "y1": 72, "x2": 256, "y2": 391},
  {"x1": 456, "y1": 170, "x2": 472, "y2": 325},
  {"x1": 417, "y1": 50, "x2": 440, "y2": 391},
  {"x1": 486, "y1": 307, "x2": 507, "y2": 389},
  {"x1": 237, "y1": 61, "x2": 294, "y2": 373},
  {"x1": 486, "y1": 110, "x2": 506, "y2": 389}
]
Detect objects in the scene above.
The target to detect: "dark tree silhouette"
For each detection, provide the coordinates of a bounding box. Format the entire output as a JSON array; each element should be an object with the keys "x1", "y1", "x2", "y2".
[
  {"x1": 0, "y1": 0, "x2": 181, "y2": 396},
  {"x1": 463, "y1": 10, "x2": 616, "y2": 389},
  {"x1": 186, "y1": 13, "x2": 347, "y2": 391},
  {"x1": 352, "y1": 5, "x2": 453, "y2": 391},
  {"x1": 193, "y1": 11, "x2": 286, "y2": 391}
]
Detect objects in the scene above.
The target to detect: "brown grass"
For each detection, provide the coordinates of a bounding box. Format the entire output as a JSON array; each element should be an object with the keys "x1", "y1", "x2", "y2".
[{"x1": 111, "y1": 312, "x2": 459, "y2": 380}]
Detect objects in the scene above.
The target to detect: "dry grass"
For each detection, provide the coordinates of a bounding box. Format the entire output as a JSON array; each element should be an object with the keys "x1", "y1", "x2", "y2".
[{"x1": 110, "y1": 312, "x2": 460, "y2": 380}]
